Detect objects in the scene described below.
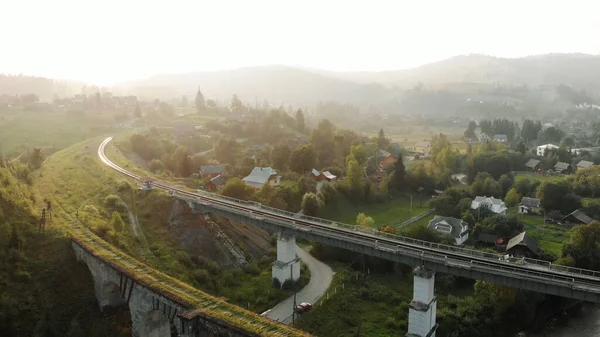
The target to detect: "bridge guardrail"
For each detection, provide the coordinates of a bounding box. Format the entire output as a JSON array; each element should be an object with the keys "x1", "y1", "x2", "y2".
[
  {"x1": 100, "y1": 138, "x2": 600, "y2": 282},
  {"x1": 181, "y1": 190, "x2": 600, "y2": 280}
]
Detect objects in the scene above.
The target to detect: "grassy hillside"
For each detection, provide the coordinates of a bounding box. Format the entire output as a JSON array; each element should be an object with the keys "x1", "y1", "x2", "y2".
[
  {"x1": 0, "y1": 163, "x2": 129, "y2": 336},
  {"x1": 0, "y1": 109, "x2": 118, "y2": 156},
  {"x1": 33, "y1": 137, "x2": 300, "y2": 315}
]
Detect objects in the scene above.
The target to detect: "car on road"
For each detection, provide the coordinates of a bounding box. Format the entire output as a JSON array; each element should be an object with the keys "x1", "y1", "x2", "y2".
[{"x1": 295, "y1": 302, "x2": 312, "y2": 313}]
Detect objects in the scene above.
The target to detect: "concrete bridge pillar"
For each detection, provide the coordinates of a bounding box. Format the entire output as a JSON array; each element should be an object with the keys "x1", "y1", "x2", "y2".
[
  {"x1": 406, "y1": 266, "x2": 438, "y2": 337},
  {"x1": 271, "y1": 232, "x2": 300, "y2": 287}
]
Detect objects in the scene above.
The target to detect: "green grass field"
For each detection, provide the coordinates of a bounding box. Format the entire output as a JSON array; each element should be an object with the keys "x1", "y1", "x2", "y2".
[
  {"x1": 0, "y1": 109, "x2": 118, "y2": 156},
  {"x1": 509, "y1": 211, "x2": 572, "y2": 256},
  {"x1": 515, "y1": 172, "x2": 568, "y2": 184},
  {"x1": 318, "y1": 193, "x2": 429, "y2": 228}
]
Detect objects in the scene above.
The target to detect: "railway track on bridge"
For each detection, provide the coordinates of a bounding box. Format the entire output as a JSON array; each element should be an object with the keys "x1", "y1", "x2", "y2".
[{"x1": 98, "y1": 137, "x2": 600, "y2": 297}]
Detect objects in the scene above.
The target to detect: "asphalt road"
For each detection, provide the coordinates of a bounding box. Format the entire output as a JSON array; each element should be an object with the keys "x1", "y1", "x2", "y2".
[{"x1": 264, "y1": 245, "x2": 334, "y2": 324}]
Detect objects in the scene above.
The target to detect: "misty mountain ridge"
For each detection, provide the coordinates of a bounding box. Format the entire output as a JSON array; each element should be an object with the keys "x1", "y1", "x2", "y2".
[{"x1": 115, "y1": 53, "x2": 600, "y2": 106}]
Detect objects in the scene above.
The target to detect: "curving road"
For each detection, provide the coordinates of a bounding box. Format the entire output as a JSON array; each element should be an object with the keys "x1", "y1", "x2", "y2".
[{"x1": 265, "y1": 246, "x2": 334, "y2": 324}]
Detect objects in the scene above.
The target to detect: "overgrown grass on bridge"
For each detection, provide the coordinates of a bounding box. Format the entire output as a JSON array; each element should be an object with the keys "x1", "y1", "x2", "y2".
[{"x1": 33, "y1": 138, "x2": 309, "y2": 334}]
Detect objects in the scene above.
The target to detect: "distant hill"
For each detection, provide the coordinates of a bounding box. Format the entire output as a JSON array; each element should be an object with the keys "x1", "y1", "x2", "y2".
[
  {"x1": 114, "y1": 54, "x2": 600, "y2": 109},
  {"x1": 115, "y1": 65, "x2": 393, "y2": 108},
  {"x1": 318, "y1": 54, "x2": 600, "y2": 93}
]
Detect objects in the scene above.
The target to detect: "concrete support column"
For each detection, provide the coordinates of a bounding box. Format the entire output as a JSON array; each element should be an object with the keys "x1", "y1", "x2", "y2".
[
  {"x1": 406, "y1": 266, "x2": 438, "y2": 337},
  {"x1": 271, "y1": 232, "x2": 300, "y2": 286}
]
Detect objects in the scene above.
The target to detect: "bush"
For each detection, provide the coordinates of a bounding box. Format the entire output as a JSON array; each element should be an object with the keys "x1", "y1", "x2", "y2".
[
  {"x1": 193, "y1": 269, "x2": 211, "y2": 284},
  {"x1": 272, "y1": 278, "x2": 281, "y2": 289},
  {"x1": 104, "y1": 194, "x2": 125, "y2": 211},
  {"x1": 242, "y1": 263, "x2": 260, "y2": 276},
  {"x1": 149, "y1": 159, "x2": 165, "y2": 173},
  {"x1": 116, "y1": 180, "x2": 132, "y2": 192}
]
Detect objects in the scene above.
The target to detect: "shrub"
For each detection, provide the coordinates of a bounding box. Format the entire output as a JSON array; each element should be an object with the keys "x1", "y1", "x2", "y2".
[
  {"x1": 116, "y1": 180, "x2": 132, "y2": 192},
  {"x1": 104, "y1": 194, "x2": 125, "y2": 211},
  {"x1": 193, "y1": 269, "x2": 211, "y2": 284},
  {"x1": 149, "y1": 159, "x2": 165, "y2": 173},
  {"x1": 272, "y1": 278, "x2": 281, "y2": 289},
  {"x1": 242, "y1": 263, "x2": 260, "y2": 276}
]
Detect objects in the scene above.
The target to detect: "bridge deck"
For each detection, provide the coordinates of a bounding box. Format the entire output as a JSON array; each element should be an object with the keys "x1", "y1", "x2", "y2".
[{"x1": 71, "y1": 222, "x2": 308, "y2": 336}]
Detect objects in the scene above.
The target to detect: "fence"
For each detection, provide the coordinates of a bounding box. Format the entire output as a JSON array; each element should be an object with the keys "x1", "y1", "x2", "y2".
[{"x1": 395, "y1": 209, "x2": 434, "y2": 228}]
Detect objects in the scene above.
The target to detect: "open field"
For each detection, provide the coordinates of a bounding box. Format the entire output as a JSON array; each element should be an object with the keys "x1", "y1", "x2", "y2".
[
  {"x1": 515, "y1": 172, "x2": 568, "y2": 184},
  {"x1": 319, "y1": 194, "x2": 429, "y2": 228},
  {"x1": 517, "y1": 213, "x2": 572, "y2": 256},
  {"x1": 0, "y1": 109, "x2": 118, "y2": 156}
]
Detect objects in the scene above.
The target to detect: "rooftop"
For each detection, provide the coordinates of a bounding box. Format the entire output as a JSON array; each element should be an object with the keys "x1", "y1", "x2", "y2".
[
  {"x1": 243, "y1": 167, "x2": 278, "y2": 187},
  {"x1": 200, "y1": 165, "x2": 225, "y2": 175},
  {"x1": 577, "y1": 160, "x2": 594, "y2": 168},
  {"x1": 554, "y1": 162, "x2": 571, "y2": 171},
  {"x1": 520, "y1": 197, "x2": 541, "y2": 208},
  {"x1": 564, "y1": 209, "x2": 594, "y2": 225},
  {"x1": 506, "y1": 231, "x2": 540, "y2": 255},
  {"x1": 525, "y1": 159, "x2": 541, "y2": 168},
  {"x1": 428, "y1": 215, "x2": 469, "y2": 239}
]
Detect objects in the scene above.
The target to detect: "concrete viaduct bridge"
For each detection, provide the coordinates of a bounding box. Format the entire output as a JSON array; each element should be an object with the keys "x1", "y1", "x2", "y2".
[{"x1": 95, "y1": 137, "x2": 600, "y2": 337}]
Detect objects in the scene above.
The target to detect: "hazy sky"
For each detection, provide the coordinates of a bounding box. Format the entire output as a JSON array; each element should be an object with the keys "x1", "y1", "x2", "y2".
[{"x1": 1, "y1": 0, "x2": 598, "y2": 85}]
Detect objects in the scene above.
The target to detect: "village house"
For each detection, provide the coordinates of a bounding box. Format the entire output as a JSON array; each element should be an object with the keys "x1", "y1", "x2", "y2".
[
  {"x1": 378, "y1": 150, "x2": 398, "y2": 170},
  {"x1": 414, "y1": 141, "x2": 431, "y2": 155},
  {"x1": 478, "y1": 133, "x2": 492, "y2": 142},
  {"x1": 519, "y1": 197, "x2": 541, "y2": 214},
  {"x1": 576, "y1": 160, "x2": 594, "y2": 172},
  {"x1": 471, "y1": 196, "x2": 507, "y2": 215},
  {"x1": 505, "y1": 232, "x2": 540, "y2": 258},
  {"x1": 200, "y1": 165, "x2": 225, "y2": 179},
  {"x1": 537, "y1": 144, "x2": 559, "y2": 156},
  {"x1": 173, "y1": 124, "x2": 195, "y2": 139},
  {"x1": 476, "y1": 233, "x2": 504, "y2": 250},
  {"x1": 243, "y1": 167, "x2": 281, "y2": 189},
  {"x1": 427, "y1": 216, "x2": 469, "y2": 246},
  {"x1": 563, "y1": 209, "x2": 594, "y2": 225},
  {"x1": 204, "y1": 175, "x2": 226, "y2": 192},
  {"x1": 554, "y1": 162, "x2": 573, "y2": 174},
  {"x1": 524, "y1": 159, "x2": 541, "y2": 172},
  {"x1": 311, "y1": 169, "x2": 337, "y2": 182},
  {"x1": 493, "y1": 134, "x2": 508, "y2": 143}
]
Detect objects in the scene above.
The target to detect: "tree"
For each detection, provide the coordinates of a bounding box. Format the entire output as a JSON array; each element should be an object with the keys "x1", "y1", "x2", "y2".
[
  {"x1": 464, "y1": 121, "x2": 477, "y2": 139},
  {"x1": 394, "y1": 153, "x2": 406, "y2": 191},
  {"x1": 516, "y1": 141, "x2": 527, "y2": 155},
  {"x1": 295, "y1": 109, "x2": 305, "y2": 133},
  {"x1": 29, "y1": 148, "x2": 44, "y2": 169},
  {"x1": 310, "y1": 119, "x2": 336, "y2": 167},
  {"x1": 109, "y1": 212, "x2": 124, "y2": 232},
  {"x1": 8, "y1": 223, "x2": 22, "y2": 251},
  {"x1": 504, "y1": 188, "x2": 522, "y2": 207},
  {"x1": 180, "y1": 154, "x2": 193, "y2": 177},
  {"x1": 270, "y1": 145, "x2": 291, "y2": 171},
  {"x1": 221, "y1": 178, "x2": 255, "y2": 200},
  {"x1": 537, "y1": 181, "x2": 582, "y2": 214},
  {"x1": 377, "y1": 128, "x2": 389, "y2": 150},
  {"x1": 356, "y1": 213, "x2": 375, "y2": 227},
  {"x1": 214, "y1": 138, "x2": 239, "y2": 165},
  {"x1": 195, "y1": 89, "x2": 205, "y2": 113},
  {"x1": 149, "y1": 159, "x2": 164, "y2": 173},
  {"x1": 290, "y1": 144, "x2": 316, "y2": 174},
  {"x1": 347, "y1": 144, "x2": 367, "y2": 166},
  {"x1": 562, "y1": 222, "x2": 600, "y2": 270},
  {"x1": 301, "y1": 192, "x2": 323, "y2": 216},
  {"x1": 231, "y1": 94, "x2": 243, "y2": 112},
  {"x1": 345, "y1": 159, "x2": 364, "y2": 195},
  {"x1": 134, "y1": 101, "x2": 142, "y2": 118}
]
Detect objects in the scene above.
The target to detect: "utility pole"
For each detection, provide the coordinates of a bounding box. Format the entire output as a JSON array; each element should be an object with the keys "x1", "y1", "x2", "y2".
[
  {"x1": 292, "y1": 291, "x2": 297, "y2": 325},
  {"x1": 409, "y1": 194, "x2": 413, "y2": 215}
]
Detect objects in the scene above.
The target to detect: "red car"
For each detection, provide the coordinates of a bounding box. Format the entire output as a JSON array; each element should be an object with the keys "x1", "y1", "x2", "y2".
[{"x1": 295, "y1": 302, "x2": 312, "y2": 313}]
